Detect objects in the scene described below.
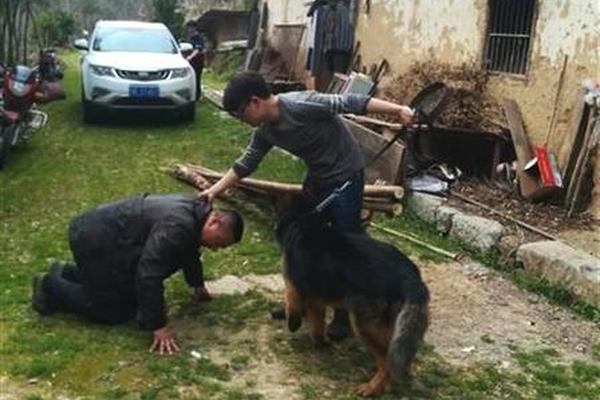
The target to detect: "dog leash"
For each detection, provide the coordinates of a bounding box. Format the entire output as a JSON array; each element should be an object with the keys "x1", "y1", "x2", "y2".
[
  {"x1": 310, "y1": 82, "x2": 453, "y2": 214},
  {"x1": 309, "y1": 125, "x2": 411, "y2": 214}
]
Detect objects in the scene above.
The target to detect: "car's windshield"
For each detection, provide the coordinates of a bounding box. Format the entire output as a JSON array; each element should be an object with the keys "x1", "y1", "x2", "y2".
[{"x1": 92, "y1": 27, "x2": 177, "y2": 53}]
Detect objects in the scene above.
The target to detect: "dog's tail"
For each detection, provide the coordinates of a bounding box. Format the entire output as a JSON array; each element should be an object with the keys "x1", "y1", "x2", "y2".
[{"x1": 387, "y1": 281, "x2": 429, "y2": 383}]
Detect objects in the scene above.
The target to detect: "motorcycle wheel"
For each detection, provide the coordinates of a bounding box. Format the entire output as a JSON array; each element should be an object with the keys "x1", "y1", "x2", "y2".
[{"x1": 0, "y1": 124, "x2": 15, "y2": 170}]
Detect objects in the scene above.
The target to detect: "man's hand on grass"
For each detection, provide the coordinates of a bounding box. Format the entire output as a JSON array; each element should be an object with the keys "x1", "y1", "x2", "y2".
[{"x1": 150, "y1": 326, "x2": 180, "y2": 356}]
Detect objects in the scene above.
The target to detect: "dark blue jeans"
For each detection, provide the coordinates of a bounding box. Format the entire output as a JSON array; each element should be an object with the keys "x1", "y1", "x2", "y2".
[
  {"x1": 44, "y1": 262, "x2": 136, "y2": 325},
  {"x1": 303, "y1": 170, "x2": 365, "y2": 233}
]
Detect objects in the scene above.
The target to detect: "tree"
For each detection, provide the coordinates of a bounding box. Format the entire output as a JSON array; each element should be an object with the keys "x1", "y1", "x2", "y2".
[
  {"x1": 152, "y1": 0, "x2": 184, "y2": 39},
  {"x1": 34, "y1": 10, "x2": 77, "y2": 47}
]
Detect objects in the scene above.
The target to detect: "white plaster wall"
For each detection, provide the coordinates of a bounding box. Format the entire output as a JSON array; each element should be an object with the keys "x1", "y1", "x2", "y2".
[
  {"x1": 368, "y1": 0, "x2": 482, "y2": 62},
  {"x1": 265, "y1": 0, "x2": 309, "y2": 33},
  {"x1": 534, "y1": 0, "x2": 600, "y2": 65}
]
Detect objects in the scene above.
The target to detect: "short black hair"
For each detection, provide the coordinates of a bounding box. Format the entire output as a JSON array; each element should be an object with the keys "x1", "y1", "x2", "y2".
[
  {"x1": 223, "y1": 210, "x2": 244, "y2": 243},
  {"x1": 222, "y1": 72, "x2": 271, "y2": 113}
]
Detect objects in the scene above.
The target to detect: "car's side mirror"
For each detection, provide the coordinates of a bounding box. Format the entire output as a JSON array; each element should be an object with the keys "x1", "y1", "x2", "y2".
[
  {"x1": 179, "y1": 42, "x2": 193, "y2": 53},
  {"x1": 74, "y1": 38, "x2": 89, "y2": 51}
]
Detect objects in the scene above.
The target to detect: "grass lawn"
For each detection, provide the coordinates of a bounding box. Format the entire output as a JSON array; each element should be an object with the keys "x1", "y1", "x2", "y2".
[{"x1": 1, "y1": 52, "x2": 599, "y2": 399}]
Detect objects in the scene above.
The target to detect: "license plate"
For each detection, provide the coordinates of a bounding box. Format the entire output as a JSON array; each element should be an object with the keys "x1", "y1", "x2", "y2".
[{"x1": 129, "y1": 85, "x2": 159, "y2": 98}]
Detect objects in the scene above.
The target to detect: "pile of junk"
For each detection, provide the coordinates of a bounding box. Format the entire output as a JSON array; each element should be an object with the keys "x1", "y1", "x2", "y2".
[{"x1": 201, "y1": 42, "x2": 600, "y2": 244}]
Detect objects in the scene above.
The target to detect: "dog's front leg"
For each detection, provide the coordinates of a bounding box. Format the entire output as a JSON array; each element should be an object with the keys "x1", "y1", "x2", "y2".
[{"x1": 284, "y1": 276, "x2": 303, "y2": 332}]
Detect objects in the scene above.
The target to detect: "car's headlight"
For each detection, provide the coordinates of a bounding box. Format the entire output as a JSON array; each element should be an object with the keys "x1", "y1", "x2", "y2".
[
  {"x1": 170, "y1": 68, "x2": 190, "y2": 78},
  {"x1": 89, "y1": 64, "x2": 114, "y2": 76}
]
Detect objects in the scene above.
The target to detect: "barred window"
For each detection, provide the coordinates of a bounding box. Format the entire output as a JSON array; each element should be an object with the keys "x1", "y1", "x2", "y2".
[{"x1": 484, "y1": 0, "x2": 536, "y2": 75}]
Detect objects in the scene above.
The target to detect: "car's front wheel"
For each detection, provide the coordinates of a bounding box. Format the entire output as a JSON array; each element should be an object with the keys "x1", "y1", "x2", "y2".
[
  {"x1": 81, "y1": 83, "x2": 100, "y2": 124},
  {"x1": 181, "y1": 103, "x2": 196, "y2": 122},
  {"x1": 82, "y1": 100, "x2": 100, "y2": 124}
]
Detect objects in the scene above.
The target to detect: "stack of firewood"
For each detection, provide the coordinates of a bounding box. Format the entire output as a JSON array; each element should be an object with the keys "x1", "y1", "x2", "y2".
[{"x1": 168, "y1": 163, "x2": 405, "y2": 216}]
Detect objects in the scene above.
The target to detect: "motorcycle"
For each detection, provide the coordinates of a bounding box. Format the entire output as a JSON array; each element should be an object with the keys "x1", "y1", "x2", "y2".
[
  {"x1": 37, "y1": 47, "x2": 67, "y2": 102},
  {"x1": 0, "y1": 63, "x2": 48, "y2": 169},
  {"x1": 38, "y1": 47, "x2": 65, "y2": 82}
]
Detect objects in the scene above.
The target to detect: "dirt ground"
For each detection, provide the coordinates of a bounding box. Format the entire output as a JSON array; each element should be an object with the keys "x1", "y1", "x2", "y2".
[
  {"x1": 1, "y1": 256, "x2": 598, "y2": 400},
  {"x1": 208, "y1": 259, "x2": 599, "y2": 399},
  {"x1": 422, "y1": 259, "x2": 599, "y2": 366},
  {"x1": 449, "y1": 178, "x2": 600, "y2": 257}
]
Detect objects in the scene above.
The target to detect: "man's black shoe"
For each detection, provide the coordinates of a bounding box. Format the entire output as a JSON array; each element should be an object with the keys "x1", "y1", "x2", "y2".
[
  {"x1": 48, "y1": 260, "x2": 64, "y2": 277},
  {"x1": 327, "y1": 309, "x2": 352, "y2": 341},
  {"x1": 31, "y1": 274, "x2": 54, "y2": 316},
  {"x1": 270, "y1": 306, "x2": 286, "y2": 320}
]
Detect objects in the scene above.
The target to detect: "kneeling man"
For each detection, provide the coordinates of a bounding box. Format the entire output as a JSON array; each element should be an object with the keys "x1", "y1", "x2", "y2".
[{"x1": 32, "y1": 193, "x2": 244, "y2": 355}]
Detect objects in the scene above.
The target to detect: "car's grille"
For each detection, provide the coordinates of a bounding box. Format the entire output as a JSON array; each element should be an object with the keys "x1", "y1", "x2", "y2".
[
  {"x1": 115, "y1": 69, "x2": 169, "y2": 81},
  {"x1": 112, "y1": 97, "x2": 175, "y2": 106}
]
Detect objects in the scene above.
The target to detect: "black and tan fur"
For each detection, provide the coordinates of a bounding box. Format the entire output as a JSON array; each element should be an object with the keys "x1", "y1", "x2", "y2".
[{"x1": 276, "y1": 208, "x2": 429, "y2": 396}]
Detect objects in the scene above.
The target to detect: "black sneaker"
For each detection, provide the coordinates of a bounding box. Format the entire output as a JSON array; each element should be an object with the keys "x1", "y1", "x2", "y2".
[
  {"x1": 31, "y1": 274, "x2": 54, "y2": 315},
  {"x1": 270, "y1": 306, "x2": 286, "y2": 320},
  {"x1": 327, "y1": 310, "x2": 352, "y2": 341},
  {"x1": 48, "y1": 260, "x2": 64, "y2": 277}
]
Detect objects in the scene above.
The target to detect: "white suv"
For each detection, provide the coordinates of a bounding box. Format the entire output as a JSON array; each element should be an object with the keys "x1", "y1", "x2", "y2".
[{"x1": 74, "y1": 20, "x2": 196, "y2": 123}]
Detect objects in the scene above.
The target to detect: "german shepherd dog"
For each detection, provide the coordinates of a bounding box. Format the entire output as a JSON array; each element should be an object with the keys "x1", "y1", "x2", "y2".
[{"x1": 276, "y1": 206, "x2": 430, "y2": 396}]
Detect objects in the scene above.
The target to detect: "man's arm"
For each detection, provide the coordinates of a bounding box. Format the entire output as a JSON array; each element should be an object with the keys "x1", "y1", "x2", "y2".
[
  {"x1": 200, "y1": 131, "x2": 273, "y2": 203},
  {"x1": 186, "y1": 49, "x2": 200, "y2": 62},
  {"x1": 135, "y1": 221, "x2": 193, "y2": 355},
  {"x1": 365, "y1": 98, "x2": 414, "y2": 125},
  {"x1": 181, "y1": 254, "x2": 213, "y2": 301},
  {"x1": 297, "y1": 92, "x2": 414, "y2": 125}
]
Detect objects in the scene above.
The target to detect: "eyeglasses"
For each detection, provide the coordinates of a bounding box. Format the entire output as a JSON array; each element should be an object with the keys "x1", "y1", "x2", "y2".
[{"x1": 229, "y1": 99, "x2": 250, "y2": 120}]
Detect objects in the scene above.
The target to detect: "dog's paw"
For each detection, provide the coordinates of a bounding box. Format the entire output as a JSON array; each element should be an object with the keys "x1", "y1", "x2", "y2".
[
  {"x1": 312, "y1": 336, "x2": 331, "y2": 351},
  {"x1": 287, "y1": 313, "x2": 302, "y2": 332},
  {"x1": 354, "y1": 382, "x2": 385, "y2": 397}
]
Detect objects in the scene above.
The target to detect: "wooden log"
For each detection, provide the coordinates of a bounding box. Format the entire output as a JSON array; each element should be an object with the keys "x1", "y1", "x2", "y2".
[
  {"x1": 363, "y1": 201, "x2": 403, "y2": 216},
  {"x1": 181, "y1": 163, "x2": 405, "y2": 199},
  {"x1": 170, "y1": 164, "x2": 403, "y2": 216}
]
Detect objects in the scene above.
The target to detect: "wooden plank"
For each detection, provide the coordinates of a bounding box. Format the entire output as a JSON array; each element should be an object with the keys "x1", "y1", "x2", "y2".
[
  {"x1": 342, "y1": 117, "x2": 405, "y2": 185},
  {"x1": 203, "y1": 86, "x2": 224, "y2": 109},
  {"x1": 566, "y1": 109, "x2": 599, "y2": 215},
  {"x1": 559, "y1": 88, "x2": 587, "y2": 182},
  {"x1": 501, "y1": 98, "x2": 540, "y2": 199}
]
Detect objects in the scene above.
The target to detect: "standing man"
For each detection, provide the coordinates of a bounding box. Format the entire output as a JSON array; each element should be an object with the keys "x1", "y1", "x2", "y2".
[
  {"x1": 200, "y1": 72, "x2": 414, "y2": 340},
  {"x1": 32, "y1": 193, "x2": 244, "y2": 355},
  {"x1": 185, "y1": 23, "x2": 205, "y2": 101}
]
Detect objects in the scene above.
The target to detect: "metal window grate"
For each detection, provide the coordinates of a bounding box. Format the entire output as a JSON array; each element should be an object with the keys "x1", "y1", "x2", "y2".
[{"x1": 484, "y1": 0, "x2": 536, "y2": 75}]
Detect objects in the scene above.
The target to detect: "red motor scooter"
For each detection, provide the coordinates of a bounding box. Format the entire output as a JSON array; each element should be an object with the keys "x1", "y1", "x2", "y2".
[{"x1": 0, "y1": 63, "x2": 48, "y2": 169}]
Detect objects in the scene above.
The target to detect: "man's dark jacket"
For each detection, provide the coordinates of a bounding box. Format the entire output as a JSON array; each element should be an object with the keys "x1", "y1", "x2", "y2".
[{"x1": 68, "y1": 194, "x2": 210, "y2": 331}]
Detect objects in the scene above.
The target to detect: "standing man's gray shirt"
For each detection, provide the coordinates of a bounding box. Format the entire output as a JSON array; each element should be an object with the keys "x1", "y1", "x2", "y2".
[{"x1": 233, "y1": 91, "x2": 370, "y2": 185}]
